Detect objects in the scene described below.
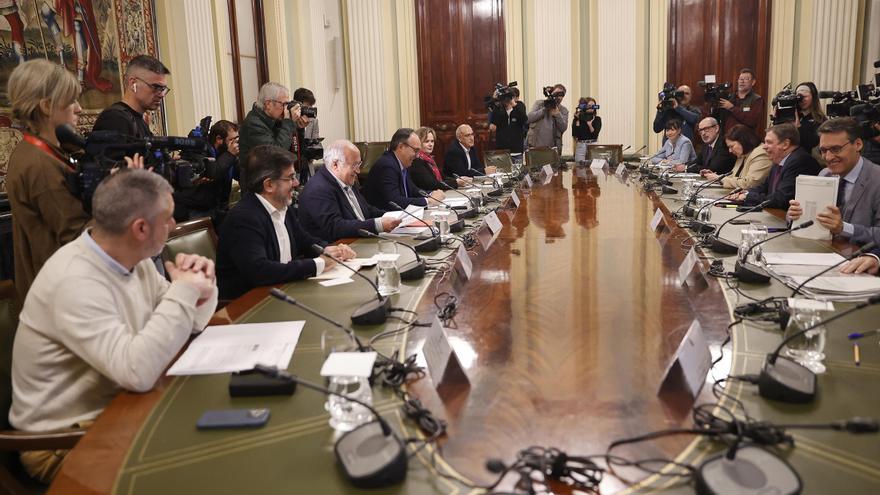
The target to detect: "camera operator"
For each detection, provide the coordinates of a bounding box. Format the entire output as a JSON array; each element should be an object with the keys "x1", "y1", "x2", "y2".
[
  {"x1": 653, "y1": 84, "x2": 700, "y2": 142},
  {"x1": 716, "y1": 68, "x2": 765, "y2": 136},
  {"x1": 488, "y1": 84, "x2": 527, "y2": 154},
  {"x1": 291, "y1": 87, "x2": 319, "y2": 186},
  {"x1": 238, "y1": 82, "x2": 301, "y2": 191},
  {"x1": 862, "y1": 121, "x2": 880, "y2": 164},
  {"x1": 771, "y1": 82, "x2": 826, "y2": 153},
  {"x1": 527, "y1": 83, "x2": 569, "y2": 150},
  {"x1": 92, "y1": 55, "x2": 170, "y2": 142},
  {"x1": 172, "y1": 120, "x2": 239, "y2": 225},
  {"x1": 572, "y1": 97, "x2": 602, "y2": 162}
]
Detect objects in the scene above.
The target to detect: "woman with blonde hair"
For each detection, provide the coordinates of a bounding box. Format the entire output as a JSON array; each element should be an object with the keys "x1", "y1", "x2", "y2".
[
  {"x1": 5, "y1": 59, "x2": 89, "y2": 300},
  {"x1": 410, "y1": 126, "x2": 463, "y2": 190}
]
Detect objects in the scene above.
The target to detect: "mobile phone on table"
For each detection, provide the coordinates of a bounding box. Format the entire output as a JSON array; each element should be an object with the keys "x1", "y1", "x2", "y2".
[
  {"x1": 196, "y1": 408, "x2": 270, "y2": 430},
  {"x1": 729, "y1": 219, "x2": 751, "y2": 225}
]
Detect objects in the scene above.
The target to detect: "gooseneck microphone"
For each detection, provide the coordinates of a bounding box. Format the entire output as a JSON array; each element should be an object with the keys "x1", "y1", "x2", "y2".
[
  {"x1": 388, "y1": 201, "x2": 441, "y2": 252},
  {"x1": 705, "y1": 199, "x2": 773, "y2": 254},
  {"x1": 268, "y1": 288, "x2": 367, "y2": 351},
  {"x1": 689, "y1": 187, "x2": 743, "y2": 233},
  {"x1": 418, "y1": 190, "x2": 472, "y2": 225},
  {"x1": 252, "y1": 364, "x2": 407, "y2": 488},
  {"x1": 757, "y1": 295, "x2": 880, "y2": 403},
  {"x1": 357, "y1": 229, "x2": 426, "y2": 280},
  {"x1": 684, "y1": 173, "x2": 733, "y2": 215},
  {"x1": 311, "y1": 244, "x2": 390, "y2": 325},
  {"x1": 734, "y1": 220, "x2": 814, "y2": 284},
  {"x1": 790, "y1": 241, "x2": 878, "y2": 296},
  {"x1": 469, "y1": 169, "x2": 504, "y2": 193}
]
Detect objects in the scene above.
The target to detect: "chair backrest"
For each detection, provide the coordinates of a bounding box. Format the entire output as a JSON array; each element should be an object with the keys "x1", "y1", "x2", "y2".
[
  {"x1": 360, "y1": 142, "x2": 389, "y2": 176},
  {"x1": 0, "y1": 281, "x2": 17, "y2": 432},
  {"x1": 587, "y1": 144, "x2": 623, "y2": 166},
  {"x1": 526, "y1": 147, "x2": 560, "y2": 170},
  {"x1": 161, "y1": 217, "x2": 218, "y2": 266},
  {"x1": 484, "y1": 150, "x2": 513, "y2": 173}
]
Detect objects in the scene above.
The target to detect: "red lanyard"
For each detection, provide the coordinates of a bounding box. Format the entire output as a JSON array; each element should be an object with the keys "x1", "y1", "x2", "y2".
[{"x1": 22, "y1": 133, "x2": 75, "y2": 171}]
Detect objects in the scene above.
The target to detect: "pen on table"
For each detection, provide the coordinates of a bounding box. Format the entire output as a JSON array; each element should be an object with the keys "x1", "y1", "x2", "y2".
[
  {"x1": 854, "y1": 343, "x2": 861, "y2": 366},
  {"x1": 848, "y1": 329, "x2": 880, "y2": 366},
  {"x1": 717, "y1": 204, "x2": 740, "y2": 208}
]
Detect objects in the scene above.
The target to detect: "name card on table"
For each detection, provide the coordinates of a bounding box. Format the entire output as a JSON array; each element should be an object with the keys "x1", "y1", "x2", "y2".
[
  {"x1": 421, "y1": 317, "x2": 467, "y2": 387},
  {"x1": 678, "y1": 246, "x2": 699, "y2": 286},
  {"x1": 650, "y1": 208, "x2": 664, "y2": 231},
  {"x1": 511, "y1": 190, "x2": 521, "y2": 208},
  {"x1": 590, "y1": 159, "x2": 607, "y2": 169},
  {"x1": 456, "y1": 244, "x2": 473, "y2": 279},
  {"x1": 615, "y1": 163, "x2": 626, "y2": 176},
  {"x1": 657, "y1": 319, "x2": 711, "y2": 398},
  {"x1": 542, "y1": 164, "x2": 554, "y2": 177},
  {"x1": 484, "y1": 211, "x2": 503, "y2": 235},
  {"x1": 523, "y1": 174, "x2": 533, "y2": 188}
]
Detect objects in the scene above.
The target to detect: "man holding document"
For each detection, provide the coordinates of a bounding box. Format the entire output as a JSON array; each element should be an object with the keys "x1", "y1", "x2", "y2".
[
  {"x1": 216, "y1": 145, "x2": 356, "y2": 299},
  {"x1": 9, "y1": 170, "x2": 218, "y2": 483},
  {"x1": 787, "y1": 118, "x2": 880, "y2": 247}
]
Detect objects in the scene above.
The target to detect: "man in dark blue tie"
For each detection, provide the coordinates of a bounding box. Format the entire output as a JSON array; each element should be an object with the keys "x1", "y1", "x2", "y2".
[
  {"x1": 363, "y1": 128, "x2": 445, "y2": 210},
  {"x1": 690, "y1": 117, "x2": 735, "y2": 174}
]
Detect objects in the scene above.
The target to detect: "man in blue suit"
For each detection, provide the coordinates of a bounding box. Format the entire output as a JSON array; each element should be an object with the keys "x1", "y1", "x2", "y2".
[
  {"x1": 298, "y1": 140, "x2": 402, "y2": 242},
  {"x1": 363, "y1": 128, "x2": 445, "y2": 210},
  {"x1": 216, "y1": 145, "x2": 356, "y2": 299}
]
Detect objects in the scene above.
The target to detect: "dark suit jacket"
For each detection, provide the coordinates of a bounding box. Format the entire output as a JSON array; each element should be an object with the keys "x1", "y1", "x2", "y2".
[
  {"x1": 298, "y1": 166, "x2": 386, "y2": 242},
  {"x1": 410, "y1": 157, "x2": 456, "y2": 191},
  {"x1": 689, "y1": 137, "x2": 736, "y2": 174},
  {"x1": 744, "y1": 147, "x2": 821, "y2": 209},
  {"x1": 363, "y1": 151, "x2": 428, "y2": 210},
  {"x1": 216, "y1": 192, "x2": 326, "y2": 299},
  {"x1": 443, "y1": 142, "x2": 485, "y2": 178}
]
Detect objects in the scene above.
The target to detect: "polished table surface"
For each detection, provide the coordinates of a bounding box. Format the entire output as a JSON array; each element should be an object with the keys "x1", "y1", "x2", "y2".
[{"x1": 48, "y1": 165, "x2": 880, "y2": 494}]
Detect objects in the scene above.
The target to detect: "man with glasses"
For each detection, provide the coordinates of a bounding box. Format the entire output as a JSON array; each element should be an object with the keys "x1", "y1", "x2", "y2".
[
  {"x1": 298, "y1": 140, "x2": 401, "y2": 242},
  {"x1": 363, "y1": 128, "x2": 445, "y2": 210},
  {"x1": 527, "y1": 83, "x2": 569, "y2": 150},
  {"x1": 238, "y1": 82, "x2": 303, "y2": 190},
  {"x1": 216, "y1": 145, "x2": 356, "y2": 300},
  {"x1": 444, "y1": 124, "x2": 497, "y2": 178},
  {"x1": 786, "y1": 117, "x2": 880, "y2": 247},
  {"x1": 686, "y1": 117, "x2": 735, "y2": 174},
  {"x1": 93, "y1": 54, "x2": 170, "y2": 141},
  {"x1": 653, "y1": 84, "x2": 701, "y2": 142},
  {"x1": 717, "y1": 68, "x2": 765, "y2": 136}
]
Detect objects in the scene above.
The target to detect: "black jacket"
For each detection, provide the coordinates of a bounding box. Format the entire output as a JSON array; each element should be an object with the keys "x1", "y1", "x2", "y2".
[
  {"x1": 410, "y1": 157, "x2": 456, "y2": 191},
  {"x1": 363, "y1": 151, "x2": 428, "y2": 210},
  {"x1": 689, "y1": 137, "x2": 736, "y2": 174},
  {"x1": 297, "y1": 166, "x2": 386, "y2": 242},
  {"x1": 490, "y1": 103, "x2": 527, "y2": 152},
  {"x1": 443, "y1": 142, "x2": 484, "y2": 178},
  {"x1": 744, "y1": 147, "x2": 821, "y2": 209},
  {"x1": 216, "y1": 192, "x2": 326, "y2": 299}
]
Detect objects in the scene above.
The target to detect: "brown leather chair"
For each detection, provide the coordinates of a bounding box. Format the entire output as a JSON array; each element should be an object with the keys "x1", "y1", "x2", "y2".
[
  {"x1": 161, "y1": 217, "x2": 218, "y2": 266},
  {"x1": 526, "y1": 147, "x2": 560, "y2": 170},
  {"x1": 0, "y1": 281, "x2": 85, "y2": 494},
  {"x1": 484, "y1": 150, "x2": 513, "y2": 173},
  {"x1": 356, "y1": 141, "x2": 390, "y2": 183}
]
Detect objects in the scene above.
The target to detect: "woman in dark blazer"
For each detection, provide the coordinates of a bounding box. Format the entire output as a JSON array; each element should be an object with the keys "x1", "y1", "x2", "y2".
[{"x1": 410, "y1": 127, "x2": 464, "y2": 190}]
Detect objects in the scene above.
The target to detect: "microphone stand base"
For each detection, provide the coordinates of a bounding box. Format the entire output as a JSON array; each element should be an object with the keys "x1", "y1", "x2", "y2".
[
  {"x1": 757, "y1": 353, "x2": 817, "y2": 403},
  {"x1": 414, "y1": 236, "x2": 441, "y2": 253},
  {"x1": 449, "y1": 219, "x2": 465, "y2": 232},
  {"x1": 690, "y1": 221, "x2": 716, "y2": 234},
  {"x1": 399, "y1": 259, "x2": 426, "y2": 280},
  {"x1": 335, "y1": 420, "x2": 407, "y2": 488},
  {"x1": 453, "y1": 207, "x2": 477, "y2": 219},
  {"x1": 734, "y1": 260, "x2": 771, "y2": 284},
  {"x1": 351, "y1": 297, "x2": 391, "y2": 326},
  {"x1": 706, "y1": 235, "x2": 739, "y2": 254},
  {"x1": 695, "y1": 445, "x2": 802, "y2": 495}
]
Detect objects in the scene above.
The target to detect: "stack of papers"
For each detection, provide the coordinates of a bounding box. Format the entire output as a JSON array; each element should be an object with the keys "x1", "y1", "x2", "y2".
[
  {"x1": 383, "y1": 205, "x2": 430, "y2": 235},
  {"x1": 764, "y1": 252, "x2": 880, "y2": 301},
  {"x1": 443, "y1": 196, "x2": 472, "y2": 208}
]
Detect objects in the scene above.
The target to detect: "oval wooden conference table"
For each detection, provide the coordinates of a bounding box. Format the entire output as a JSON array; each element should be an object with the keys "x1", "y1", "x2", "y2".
[{"x1": 48, "y1": 165, "x2": 880, "y2": 494}]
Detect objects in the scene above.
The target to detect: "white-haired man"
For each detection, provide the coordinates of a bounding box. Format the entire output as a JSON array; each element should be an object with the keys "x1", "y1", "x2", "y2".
[{"x1": 238, "y1": 81, "x2": 303, "y2": 189}]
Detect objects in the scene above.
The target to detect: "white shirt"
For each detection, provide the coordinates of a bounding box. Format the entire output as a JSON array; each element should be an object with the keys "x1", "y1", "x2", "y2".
[
  {"x1": 255, "y1": 193, "x2": 324, "y2": 274},
  {"x1": 330, "y1": 171, "x2": 385, "y2": 232},
  {"x1": 460, "y1": 142, "x2": 472, "y2": 169}
]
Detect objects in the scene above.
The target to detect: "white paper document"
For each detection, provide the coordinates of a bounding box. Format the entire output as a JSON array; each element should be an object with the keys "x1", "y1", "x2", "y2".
[
  {"x1": 763, "y1": 252, "x2": 847, "y2": 266},
  {"x1": 320, "y1": 351, "x2": 377, "y2": 378},
  {"x1": 167, "y1": 321, "x2": 305, "y2": 375},
  {"x1": 787, "y1": 275, "x2": 880, "y2": 294},
  {"x1": 443, "y1": 196, "x2": 471, "y2": 208},
  {"x1": 590, "y1": 158, "x2": 607, "y2": 169},
  {"x1": 793, "y1": 175, "x2": 839, "y2": 240},
  {"x1": 310, "y1": 260, "x2": 363, "y2": 280}
]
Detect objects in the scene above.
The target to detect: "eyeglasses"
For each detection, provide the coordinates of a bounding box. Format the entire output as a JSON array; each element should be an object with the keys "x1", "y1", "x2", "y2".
[
  {"x1": 697, "y1": 124, "x2": 719, "y2": 133},
  {"x1": 402, "y1": 143, "x2": 421, "y2": 153},
  {"x1": 817, "y1": 141, "x2": 853, "y2": 156},
  {"x1": 347, "y1": 160, "x2": 363, "y2": 170},
  {"x1": 134, "y1": 77, "x2": 170, "y2": 96},
  {"x1": 269, "y1": 99, "x2": 292, "y2": 107},
  {"x1": 275, "y1": 174, "x2": 298, "y2": 182}
]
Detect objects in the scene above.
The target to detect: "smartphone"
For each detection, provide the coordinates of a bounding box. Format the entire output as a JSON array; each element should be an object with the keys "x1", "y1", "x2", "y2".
[
  {"x1": 729, "y1": 219, "x2": 751, "y2": 225},
  {"x1": 196, "y1": 408, "x2": 270, "y2": 430}
]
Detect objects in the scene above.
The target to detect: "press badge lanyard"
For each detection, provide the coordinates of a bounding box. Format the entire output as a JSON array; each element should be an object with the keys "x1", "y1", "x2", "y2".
[{"x1": 23, "y1": 133, "x2": 76, "y2": 172}]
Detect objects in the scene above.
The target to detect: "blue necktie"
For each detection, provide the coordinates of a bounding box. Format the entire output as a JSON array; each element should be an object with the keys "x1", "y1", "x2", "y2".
[{"x1": 402, "y1": 168, "x2": 409, "y2": 196}]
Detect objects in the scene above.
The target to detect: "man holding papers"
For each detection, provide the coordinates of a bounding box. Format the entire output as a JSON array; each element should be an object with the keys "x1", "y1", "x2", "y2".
[
  {"x1": 216, "y1": 145, "x2": 356, "y2": 299},
  {"x1": 298, "y1": 140, "x2": 401, "y2": 242},
  {"x1": 9, "y1": 170, "x2": 218, "y2": 483},
  {"x1": 787, "y1": 117, "x2": 880, "y2": 246}
]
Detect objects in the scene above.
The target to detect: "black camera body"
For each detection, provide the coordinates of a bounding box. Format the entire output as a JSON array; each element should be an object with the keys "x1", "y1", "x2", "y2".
[
  {"x1": 287, "y1": 100, "x2": 318, "y2": 118},
  {"x1": 658, "y1": 82, "x2": 685, "y2": 111},
  {"x1": 699, "y1": 81, "x2": 733, "y2": 105},
  {"x1": 851, "y1": 102, "x2": 880, "y2": 139},
  {"x1": 575, "y1": 103, "x2": 599, "y2": 121},
  {"x1": 542, "y1": 86, "x2": 560, "y2": 109},
  {"x1": 485, "y1": 81, "x2": 518, "y2": 111},
  {"x1": 303, "y1": 137, "x2": 325, "y2": 161},
  {"x1": 770, "y1": 84, "x2": 804, "y2": 125}
]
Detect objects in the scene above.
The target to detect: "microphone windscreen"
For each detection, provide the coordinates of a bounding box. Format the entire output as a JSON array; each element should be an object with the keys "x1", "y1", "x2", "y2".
[
  {"x1": 798, "y1": 220, "x2": 814, "y2": 228},
  {"x1": 311, "y1": 244, "x2": 326, "y2": 255},
  {"x1": 818, "y1": 91, "x2": 837, "y2": 99},
  {"x1": 55, "y1": 124, "x2": 86, "y2": 148}
]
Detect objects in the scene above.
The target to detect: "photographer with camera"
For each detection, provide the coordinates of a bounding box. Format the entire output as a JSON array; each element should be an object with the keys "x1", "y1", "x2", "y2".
[
  {"x1": 652, "y1": 84, "x2": 700, "y2": 142},
  {"x1": 92, "y1": 55, "x2": 170, "y2": 142},
  {"x1": 527, "y1": 83, "x2": 569, "y2": 150},
  {"x1": 716, "y1": 68, "x2": 765, "y2": 135},
  {"x1": 172, "y1": 120, "x2": 239, "y2": 225},
  {"x1": 572, "y1": 97, "x2": 602, "y2": 162},
  {"x1": 238, "y1": 82, "x2": 301, "y2": 191},
  {"x1": 771, "y1": 82, "x2": 826, "y2": 153},
  {"x1": 488, "y1": 82, "x2": 527, "y2": 154},
  {"x1": 291, "y1": 87, "x2": 320, "y2": 186}
]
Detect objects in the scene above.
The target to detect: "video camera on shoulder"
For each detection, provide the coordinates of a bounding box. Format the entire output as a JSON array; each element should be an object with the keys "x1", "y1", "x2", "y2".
[
  {"x1": 286, "y1": 100, "x2": 317, "y2": 118},
  {"x1": 770, "y1": 83, "x2": 803, "y2": 125},
  {"x1": 484, "y1": 81, "x2": 517, "y2": 111},
  {"x1": 657, "y1": 82, "x2": 685, "y2": 112},
  {"x1": 303, "y1": 137, "x2": 325, "y2": 161},
  {"x1": 542, "y1": 86, "x2": 563, "y2": 110},
  {"x1": 698, "y1": 80, "x2": 733, "y2": 105}
]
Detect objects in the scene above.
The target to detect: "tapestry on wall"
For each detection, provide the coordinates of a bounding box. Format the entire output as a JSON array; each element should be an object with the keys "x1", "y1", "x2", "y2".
[{"x1": 0, "y1": 0, "x2": 160, "y2": 192}]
